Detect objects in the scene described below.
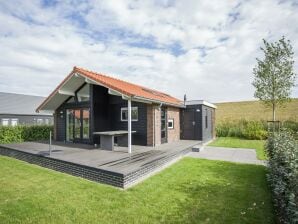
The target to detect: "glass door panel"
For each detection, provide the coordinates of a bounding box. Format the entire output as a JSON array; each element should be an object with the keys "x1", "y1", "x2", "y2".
[
  {"x1": 66, "y1": 109, "x2": 74, "y2": 141},
  {"x1": 82, "y1": 109, "x2": 90, "y2": 139},
  {"x1": 74, "y1": 109, "x2": 81, "y2": 139},
  {"x1": 66, "y1": 108, "x2": 90, "y2": 142}
]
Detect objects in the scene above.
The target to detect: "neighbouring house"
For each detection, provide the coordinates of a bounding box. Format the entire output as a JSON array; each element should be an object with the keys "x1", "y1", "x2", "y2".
[
  {"x1": 0, "y1": 92, "x2": 53, "y2": 126},
  {"x1": 37, "y1": 67, "x2": 216, "y2": 150}
]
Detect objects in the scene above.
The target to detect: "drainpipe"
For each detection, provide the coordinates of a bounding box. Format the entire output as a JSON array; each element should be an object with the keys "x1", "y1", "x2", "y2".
[
  {"x1": 153, "y1": 105, "x2": 155, "y2": 147},
  {"x1": 128, "y1": 98, "x2": 132, "y2": 154}
]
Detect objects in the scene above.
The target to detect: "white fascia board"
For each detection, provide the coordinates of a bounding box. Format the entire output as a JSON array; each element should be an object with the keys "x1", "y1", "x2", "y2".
[
  {"x1": 185, "y1": 100, "x2": 217, "y2": 109},
  {"x1": 58, "y1": 90, "x2": 75, "y2": 96},
  {"x1": 133, "y1": 96, "x2": 184, "y2": 108},
  {"x1": 85, "y1": 78, "x2": 98, "y2": 85},
  {"x1": 131, "y1": 97, "x2": 153, "y2": 104},
  {"x1": 108, "y1": 89, "x2": 123, "y2": 97}
]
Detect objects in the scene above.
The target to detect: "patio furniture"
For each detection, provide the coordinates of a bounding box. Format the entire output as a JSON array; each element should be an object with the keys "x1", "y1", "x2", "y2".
[{"x1": 93, "y1": 130, "x2": 136, "y2": 151}]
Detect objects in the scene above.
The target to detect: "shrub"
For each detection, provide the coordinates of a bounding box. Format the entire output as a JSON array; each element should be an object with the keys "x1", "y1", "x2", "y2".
[
  {"x1": 0, "y1": 125, "x2": 53, "y2": 144},
  {"x1": 242, "y1": 121, "x2": 267, "y2": 140},
  {"x1": 216, "y1": 119, "x2": 298, "y2": 140},
  {"x1": 283, "y1": 120, "x2": 298, "y2": 139},
  {"x1": 216, "y1": 120, "x2": 267, "y2": 140},
  {"x1": 266, "y1": 130, "x2": 298, "y2": 224}
]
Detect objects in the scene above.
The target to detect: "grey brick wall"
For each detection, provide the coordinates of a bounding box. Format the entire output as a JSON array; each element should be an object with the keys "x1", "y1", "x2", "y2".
[{"x1": 0, "y1": 146, "x2": 191, "y2": 188}]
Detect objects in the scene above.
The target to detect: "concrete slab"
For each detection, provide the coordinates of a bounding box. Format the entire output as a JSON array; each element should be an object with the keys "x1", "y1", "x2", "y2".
[{"x1": 188, "y1": 146, "x2": 266, "y2": 166}]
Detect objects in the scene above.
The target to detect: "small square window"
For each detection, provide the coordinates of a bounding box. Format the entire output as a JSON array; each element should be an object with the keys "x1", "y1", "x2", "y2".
[
  {"x1": 1, "y1": 118, "x2": 9, "y2": 126},
  {"x1": 168, "y1": 119, "x2": 174, "y2": 129},
  {"x1": 121, "y1": 107, "x2": 138, "y2": 121}
]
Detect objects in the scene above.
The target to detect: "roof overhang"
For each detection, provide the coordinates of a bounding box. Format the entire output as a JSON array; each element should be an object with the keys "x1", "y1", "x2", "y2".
[
  {"x1": 185, "y1": 100, "x2": 217, "y2": 109},
  {"x1": 37, "y1": 70, "x2": 184, "y2": 113}
]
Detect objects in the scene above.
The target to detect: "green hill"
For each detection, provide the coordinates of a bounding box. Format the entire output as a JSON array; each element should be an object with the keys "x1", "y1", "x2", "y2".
[{"x1": 215, "y1": 99, "x2": 298, "y2": 123}]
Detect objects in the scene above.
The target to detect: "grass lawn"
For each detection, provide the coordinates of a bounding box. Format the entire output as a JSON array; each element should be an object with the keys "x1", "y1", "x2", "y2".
[
  {"x1": 0, "y1": 156, "x2": 274, "y2": 224},
  {"x1": 209, "y1": 137, "x2": 267, "y2": 160}
]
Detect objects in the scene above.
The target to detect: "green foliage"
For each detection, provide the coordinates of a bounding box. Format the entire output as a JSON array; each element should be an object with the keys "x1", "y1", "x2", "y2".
[
  {"x1": 216, "y1": 119, "x2": 298, "y2": 140},
  {"x1": 266, "y1": 130, "x2": 298, "y2": 224},
  {"x1": 0, "y1": 125, "x2": 53, "y2": 144},
  {"x1": 216, "y1": 120, "x2": 267, "y2": 140},
  {"x1": 242, "y1": 121, "x2": 268, "y2": 140},
  {"x1": 252, "y1": 37, "x2": 296, "y2": 121},
  {"x1": 283, "y1": 120, "x2": 298, "y2": 139}
]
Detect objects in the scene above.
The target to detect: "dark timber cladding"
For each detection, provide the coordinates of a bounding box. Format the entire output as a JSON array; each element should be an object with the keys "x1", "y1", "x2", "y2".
[
  {"x1": 180, "y1": 103, "x2": 215, "y2": 142},
  {"x1": 55, "y1": 84, "x2": 148, "y2": 145}
]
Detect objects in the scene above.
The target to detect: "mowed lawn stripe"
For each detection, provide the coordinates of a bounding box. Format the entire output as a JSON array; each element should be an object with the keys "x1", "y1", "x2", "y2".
[{"x1": 0, "y1": 156, "x2": 275, "y2": 224}]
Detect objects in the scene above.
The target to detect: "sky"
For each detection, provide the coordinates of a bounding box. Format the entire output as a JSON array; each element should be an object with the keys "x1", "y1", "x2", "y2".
[{"x1": 0, "y1": 0, "x2": 298, "y2": 103}]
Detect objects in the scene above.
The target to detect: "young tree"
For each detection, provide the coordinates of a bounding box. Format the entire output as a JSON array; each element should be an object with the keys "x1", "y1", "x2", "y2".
[{"x1": 252, "y1": 36, "x2": 296, "y2": 122}]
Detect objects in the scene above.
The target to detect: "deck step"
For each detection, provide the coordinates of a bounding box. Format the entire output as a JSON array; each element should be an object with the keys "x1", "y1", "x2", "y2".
[{"x1": 192, "y1": 145, "x2": 201, "y2": 152}]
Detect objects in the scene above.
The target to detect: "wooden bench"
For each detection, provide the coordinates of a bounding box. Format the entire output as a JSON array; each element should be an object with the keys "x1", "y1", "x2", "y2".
[{"x1": 93, "y1": 130, "x2": 136, "y2": 151}]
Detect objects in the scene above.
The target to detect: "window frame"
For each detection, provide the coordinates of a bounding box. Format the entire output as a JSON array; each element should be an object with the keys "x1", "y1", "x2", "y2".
[
  {"x1": 1, "y1": 118, "x2": 9, "y2": 126},
  {"x1": 76, "y1": 84, "x2": 90, "y2": 102},
  {"x1": 168, "y1": 118, "x2": 174, "y2": 129},
  {"x1": 11, "y1": 118, "x2": 19, "y2": 126},
  {"x1": 36, "y1": 118, "x2": 44, "y2": 125},
  {"x1": 120, "y1": 107, "x2": 138, "y2": 122}
]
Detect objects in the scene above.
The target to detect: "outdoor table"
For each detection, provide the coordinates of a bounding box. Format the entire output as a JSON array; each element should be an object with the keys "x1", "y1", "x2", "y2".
[{"x1": 93, "y1": 130, "x2": 136, "y2": 151}]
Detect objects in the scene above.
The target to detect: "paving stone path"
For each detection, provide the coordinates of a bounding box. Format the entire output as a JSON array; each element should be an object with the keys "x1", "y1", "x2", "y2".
[{"x1": 188, "y1": 146, "x2": 267, "y2": 166}]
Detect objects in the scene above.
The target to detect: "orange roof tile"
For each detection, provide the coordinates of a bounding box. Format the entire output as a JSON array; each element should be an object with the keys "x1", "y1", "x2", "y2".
[
  {"x1": 37, "y1": 67, "x2": 183, "y2": 111},
  {"x1": 74, "y1": 67, "x2": 182, "y2": 106}
]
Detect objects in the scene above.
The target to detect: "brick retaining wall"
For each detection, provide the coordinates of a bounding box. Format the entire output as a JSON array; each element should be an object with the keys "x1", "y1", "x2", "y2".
[{"x1": 0, "y1": 146, "x2": 192, "y2": 188}]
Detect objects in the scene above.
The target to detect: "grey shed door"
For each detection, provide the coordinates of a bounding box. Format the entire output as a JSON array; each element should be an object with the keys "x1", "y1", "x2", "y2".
[{"x1": 182, "y1": 109, "x2": 196, "y2": 140}]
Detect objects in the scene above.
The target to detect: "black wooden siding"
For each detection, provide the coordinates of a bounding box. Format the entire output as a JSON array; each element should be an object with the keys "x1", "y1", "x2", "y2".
[
  {"x1": 180, "y1": 104, "x2": 214, "y2": 142},
  {"x1": 55, "y1": 84, "x2": 148, "y2": 146},
  {"x1": 109, "y1": 96, "x2": 147, "y2": 146},
  {"x1": 55, "y1": 108, "x2": 66, "y2": 141},
  {"x1": 201, "y1": 105, "x2": 213, "y2": 141}
]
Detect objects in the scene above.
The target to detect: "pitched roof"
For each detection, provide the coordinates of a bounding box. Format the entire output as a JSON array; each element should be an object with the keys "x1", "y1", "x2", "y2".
[
  {"x1": 74, "y1": 67, "x2": 182, "y2": 106},
  {"x1": 0, "y1": 92, "x2": 51, "y2": 115},
  {"x1": 37, "y1": 67, "x2": 183, "y2": 112}
]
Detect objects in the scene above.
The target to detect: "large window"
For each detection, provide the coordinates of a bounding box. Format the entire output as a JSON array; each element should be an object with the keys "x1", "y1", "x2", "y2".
[
  {"x1": 121, "y1": 107, "x2": 138, "y2": 121},
  {"x1": 65, "y1": 84, "x2": 90, "y2": 104},
  {"x1": 77, "y1": 84, "x2": 90, "y2": 102},
  {"x1": 66, "y1": 108, "x2": 90, "y2": 142},
  {"x1": 66, "y1": 110, "x2": 74, "y2": 141}
]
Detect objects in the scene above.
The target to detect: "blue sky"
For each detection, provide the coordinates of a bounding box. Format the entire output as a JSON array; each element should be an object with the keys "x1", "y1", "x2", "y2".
[{"x1": 0, "y1": 0, "x2": 297, "y2": 102}]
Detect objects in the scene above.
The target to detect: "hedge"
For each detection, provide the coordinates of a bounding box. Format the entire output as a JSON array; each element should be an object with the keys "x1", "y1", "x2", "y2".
[
  {"x1": 216, "y1": 120, "x2": 298, "y2": 140},
  {"x1": 0, "y1": 125, "x2": 53, "y2": 144},
  {"x1": 216, "y1": 120, "x2": 268, "y2": 140},
  {"x1": 266, "y1": 130, "x2": 298, "y2": 224}
]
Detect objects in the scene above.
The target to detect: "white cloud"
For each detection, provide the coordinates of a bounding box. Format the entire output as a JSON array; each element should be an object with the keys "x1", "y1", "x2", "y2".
[{"x1": 0, "y1": 0, "x2": 297, "y2": 102}]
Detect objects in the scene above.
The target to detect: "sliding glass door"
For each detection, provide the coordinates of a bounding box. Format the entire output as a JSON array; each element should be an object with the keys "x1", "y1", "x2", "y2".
[{"x1": 66, "y1": 108, "x2": 90, "y2": 142}]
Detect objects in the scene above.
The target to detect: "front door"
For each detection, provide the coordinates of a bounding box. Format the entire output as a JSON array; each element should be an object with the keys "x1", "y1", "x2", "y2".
[
  {"x1": 66, "y1": 108, "x2": 90, "y2": 143},
  {"x1": 182, "y1": 109, "x2": 196, "y2": 140},
  {"x1": 161, "y1": 107, "x2": 167, "y2": 144}
]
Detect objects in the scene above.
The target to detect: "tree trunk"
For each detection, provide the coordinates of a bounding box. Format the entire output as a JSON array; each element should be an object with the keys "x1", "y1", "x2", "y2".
[
  {"x1": 272, "y1": 103, "x2": 276, "y2": 122},
  {"x1": 272, "y1": 103, "x2": 276, "y2": 132}
]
